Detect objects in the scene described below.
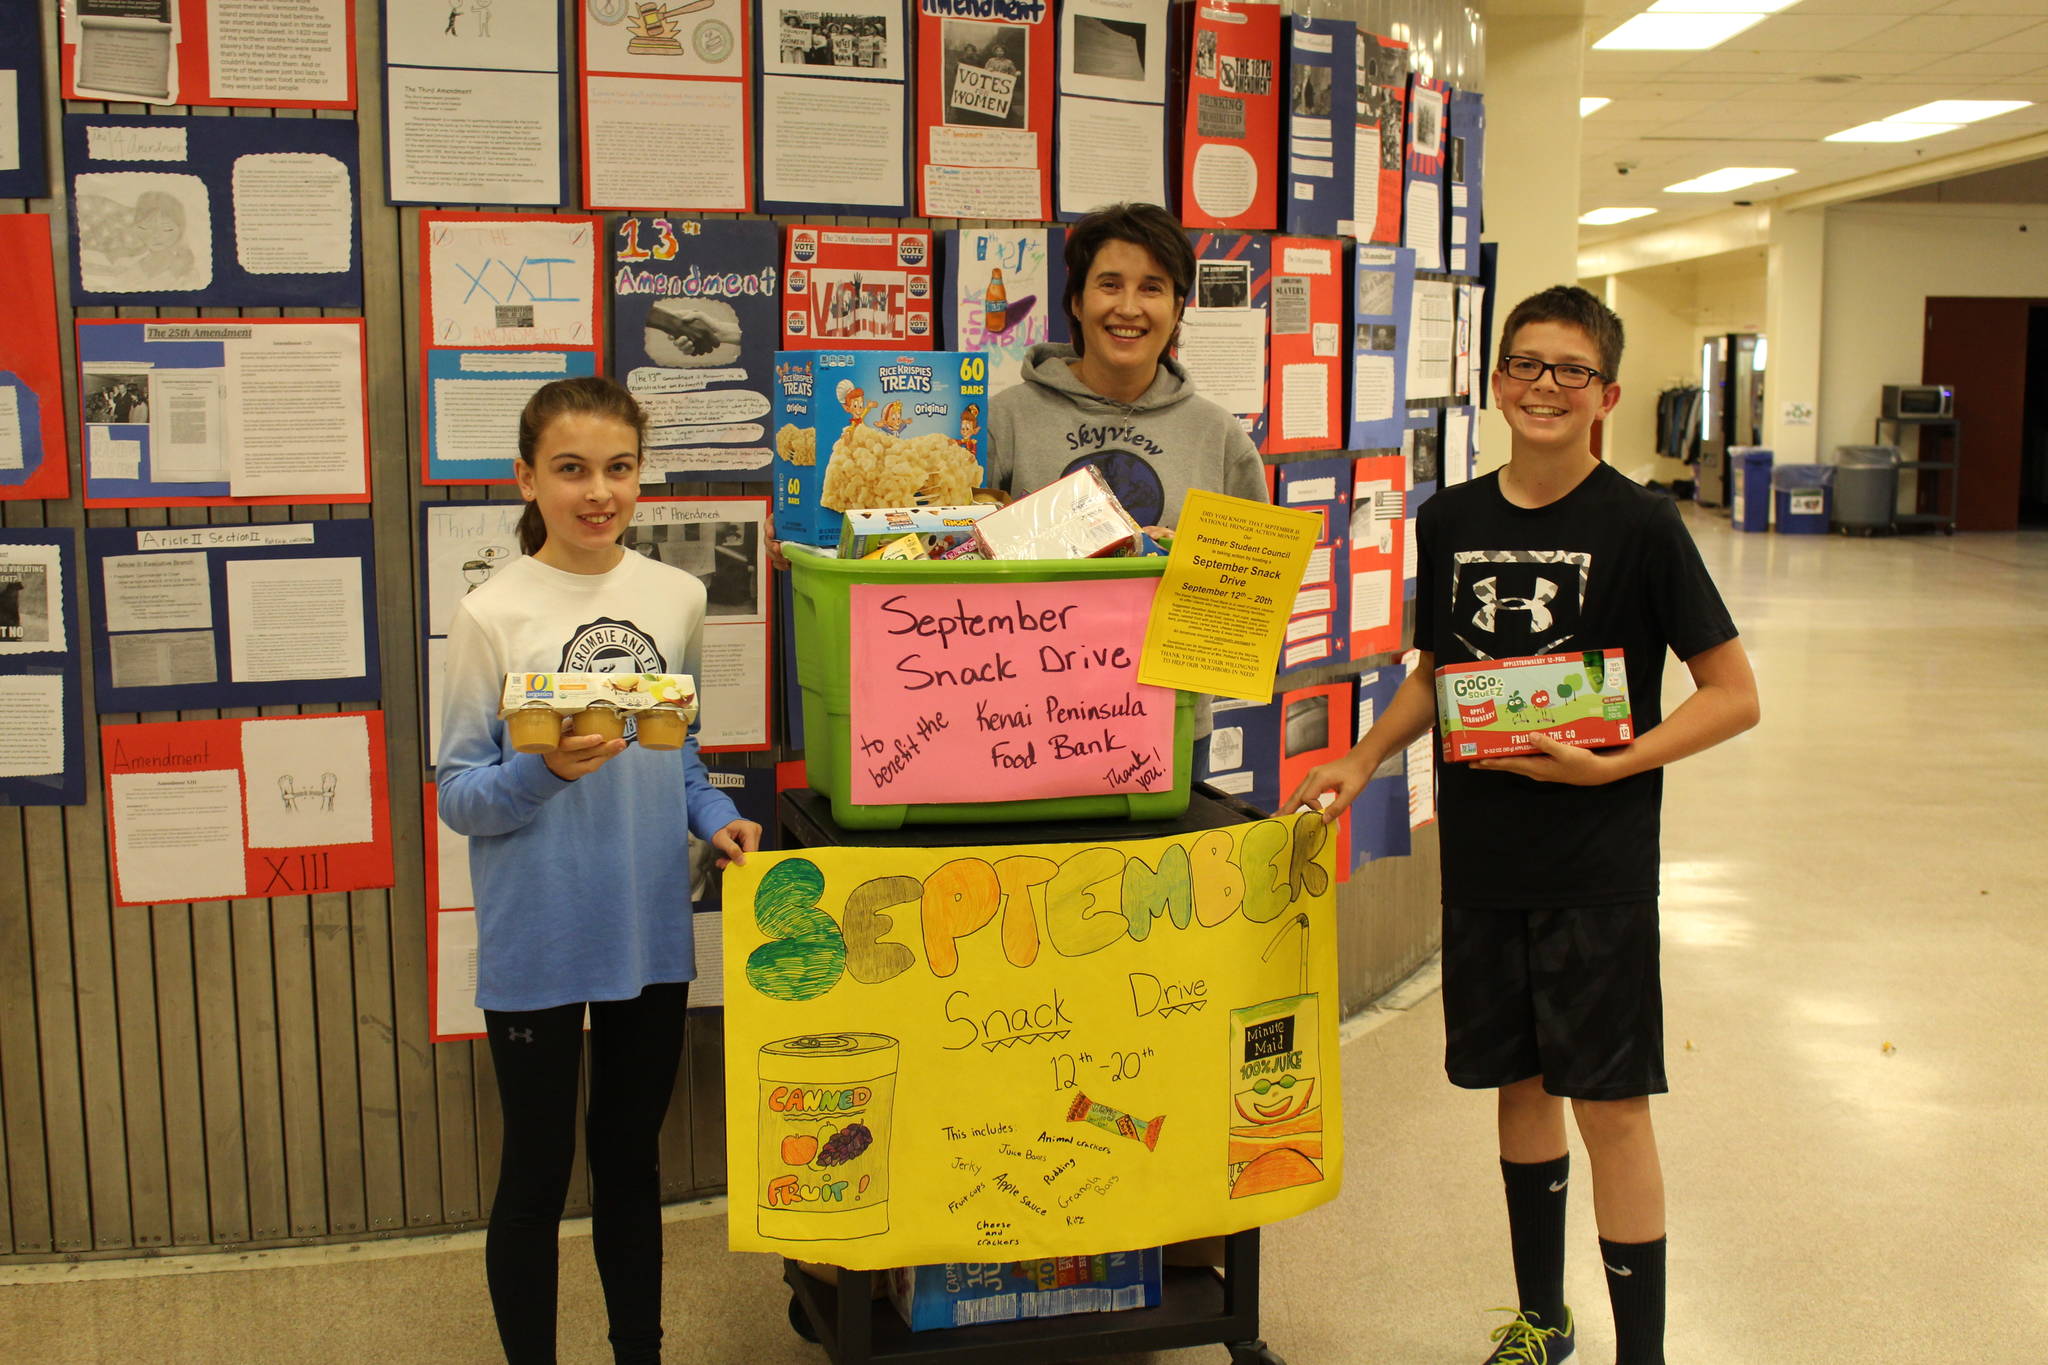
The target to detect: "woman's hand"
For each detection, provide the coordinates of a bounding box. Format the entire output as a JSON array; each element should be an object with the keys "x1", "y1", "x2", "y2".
[
  {"x1": 711, "y1": 818, "x2": 763, "y2": 868},
  {"x1": 541, "y1": 730, "x2": 627, "y2": 782}
]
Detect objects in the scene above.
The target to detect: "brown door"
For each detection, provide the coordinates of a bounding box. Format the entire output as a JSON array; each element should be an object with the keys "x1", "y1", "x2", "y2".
[{"x1": 1923, "y1": 297, "x2": 2040, "y2": 532}]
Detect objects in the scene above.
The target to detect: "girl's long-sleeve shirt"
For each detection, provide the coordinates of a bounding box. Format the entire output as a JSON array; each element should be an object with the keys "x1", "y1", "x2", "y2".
[{"x1": 437, "y1": 551, "x2": 740, "y2": 1012}]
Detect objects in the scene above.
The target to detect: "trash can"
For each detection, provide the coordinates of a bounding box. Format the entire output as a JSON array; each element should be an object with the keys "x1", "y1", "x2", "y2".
[
  {"x1": 1729, "y1": 447, "x2": 1774, "y2": 532},
  {"x1": 1830, "y1": 445, "x2": 1900, "y2": 535},
  {"x1": 1772, "y1": 463, "x2": 1834, "y2": 534}
]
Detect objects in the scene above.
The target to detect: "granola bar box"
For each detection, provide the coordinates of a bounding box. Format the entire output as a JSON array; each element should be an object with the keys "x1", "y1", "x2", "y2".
[
  {"x1": 1435, "y1": 649, "x2": 1634, "y2": 762},
  {"x1": 772, "y1": 351, "x2": 989, "y2": 548}
]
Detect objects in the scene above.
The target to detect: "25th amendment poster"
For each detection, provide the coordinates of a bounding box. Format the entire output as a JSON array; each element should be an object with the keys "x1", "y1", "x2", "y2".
[{"x1": 723, "y1": 814, "x2": 1340, "y2": 1268}]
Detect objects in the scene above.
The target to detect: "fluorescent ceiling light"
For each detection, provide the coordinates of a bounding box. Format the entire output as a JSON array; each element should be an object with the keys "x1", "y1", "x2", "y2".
[
  {"x1": 1579, "y1": 207, "x2": 1658, "y2": 225},
  {"x1": 1647, "y1": 0, "x2": 1798, "y2": 12},
  {"x1": 1890, "y1": 100, "x2": 2030, "y2": 124},
  {"x1": 1664, "y1": 167, "x2": 1796, "y2": 193},
  {"x1": 1581, "y1": 97, "x2": 1612, "y2": 117},
  {"x1": 1826, "y1": 120, "x2": 1962, "y2": 143},
  {"x1": 1593, "y1": 12, "x2": 1767, "y2": 50}
]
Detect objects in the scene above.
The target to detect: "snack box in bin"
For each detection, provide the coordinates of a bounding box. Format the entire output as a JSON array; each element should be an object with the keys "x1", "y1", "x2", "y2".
[
  {"x1": 773, "y1": 350, "x2": 989, "y2": 549},
  {"x1": 784, "y1": 547, "x2": 1196, "y2": 828},
  {"x1": 888, "y1": 1250, "x2": 1163, "y2": 1332}
]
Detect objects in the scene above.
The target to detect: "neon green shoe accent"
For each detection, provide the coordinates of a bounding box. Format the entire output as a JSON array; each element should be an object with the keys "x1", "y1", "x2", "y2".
[{"x1": 1481, "y1": 1304, "x2": 1575, "y2": 1364}]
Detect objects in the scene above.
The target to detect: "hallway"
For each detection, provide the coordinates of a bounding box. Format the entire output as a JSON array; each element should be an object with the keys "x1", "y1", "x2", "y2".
[{"x1": 5, "y1": 512, "x2": 2045, "y2": 1363}]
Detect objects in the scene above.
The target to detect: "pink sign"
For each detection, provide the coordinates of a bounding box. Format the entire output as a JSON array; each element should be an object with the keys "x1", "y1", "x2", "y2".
[{"x1": 848, "y1": 578, "x2": 1178, "y2": 805}]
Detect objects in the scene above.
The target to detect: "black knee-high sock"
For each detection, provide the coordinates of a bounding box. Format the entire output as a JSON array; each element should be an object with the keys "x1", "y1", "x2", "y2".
[
  {"x1": 1600, "y1": 1235, "x2": 1666, "y2": 1365},
  {"x1": 1500, "y1": 1155, "x2": 1570, "y2": 1331}
]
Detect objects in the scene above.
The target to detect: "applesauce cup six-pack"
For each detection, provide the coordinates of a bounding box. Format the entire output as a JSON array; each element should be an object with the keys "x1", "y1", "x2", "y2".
[{"x1": 498, "y1": 673, "x2": 700, "y2": 754}]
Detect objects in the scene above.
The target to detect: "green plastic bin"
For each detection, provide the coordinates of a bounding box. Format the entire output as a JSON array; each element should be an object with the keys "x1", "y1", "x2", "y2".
[{"x1": 785, "y1": 547, "x2": 1196, "y2": 829}]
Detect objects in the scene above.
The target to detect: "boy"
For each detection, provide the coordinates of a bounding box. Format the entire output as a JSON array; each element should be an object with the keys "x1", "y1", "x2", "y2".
[{"x1": 1287, "y1": 286, "x2": 1758, "y2": 1364}]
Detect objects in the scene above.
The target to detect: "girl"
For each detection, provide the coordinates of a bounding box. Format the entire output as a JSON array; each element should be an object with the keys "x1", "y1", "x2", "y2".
[{"x1": 437, "y1": 375, "x2": 761, "y2": 1365}]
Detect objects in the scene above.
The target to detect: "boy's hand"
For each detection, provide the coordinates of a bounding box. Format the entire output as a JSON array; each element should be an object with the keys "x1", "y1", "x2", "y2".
[
  {"x1": 1472, "y1": 732, "x2": 1629, "y2": 786},
  {"x1": 711, "y1": 818, "x2": 763, "y2": 868},
  {"x1": 1283, "y1": 752, "x2": 1373, "y2": 823},
  {"x1": 541, "y1": 730, "x2": 627, "y2": 782}
]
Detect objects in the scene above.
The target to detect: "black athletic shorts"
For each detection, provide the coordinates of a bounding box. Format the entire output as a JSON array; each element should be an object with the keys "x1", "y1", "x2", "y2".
[{"x1": 1440, "y1": 901, "x2": 1666, "y2": 1101}]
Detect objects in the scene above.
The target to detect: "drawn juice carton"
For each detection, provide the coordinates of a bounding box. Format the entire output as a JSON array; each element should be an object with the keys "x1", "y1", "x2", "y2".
[
  {"x1": 1226, "y1": 991, "x2": 1324, "y2": 1199},
  {"x1": 772, "y1": 351, "x2": 989, "y2": 547},
  {"x1": 1435, "y1": 648, "x2": 1632, "y2": 763},
  {"x1": 758, "y1": 1032, "x2": 899, "y2": 1241}
]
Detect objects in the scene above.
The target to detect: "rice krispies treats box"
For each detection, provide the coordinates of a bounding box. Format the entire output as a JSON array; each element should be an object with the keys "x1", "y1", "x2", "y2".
[
  {"x1": 1436, "y1": 649, "x2": 1633, "y2": 762},
  {"x1": 773, "y1": 351, "x2": 989, "y2": 547}
]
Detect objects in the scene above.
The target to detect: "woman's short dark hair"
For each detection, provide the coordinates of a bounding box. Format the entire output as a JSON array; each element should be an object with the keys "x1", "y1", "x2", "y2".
[
  {"x1": 1061, "y1": 202, "x2": 1196, "y2": 356},
  {"x1": 514, "y1": 375, "x2": 647, "y2": 556},
  {"x1": 1497, "y1": 285, "x2": 1626, "y2": 382}
]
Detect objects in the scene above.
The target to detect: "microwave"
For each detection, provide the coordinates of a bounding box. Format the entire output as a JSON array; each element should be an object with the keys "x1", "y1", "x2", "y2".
[{"x1": 1882, "y1": 384, "x2": 1954, "y2": 419}]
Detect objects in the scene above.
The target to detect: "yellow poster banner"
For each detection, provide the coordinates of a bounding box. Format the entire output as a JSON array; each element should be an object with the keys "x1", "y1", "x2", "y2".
[
  {"x1": 1136, "y1": 490, "x2": 1322, "y2": 703},
  {"x1": 722, "y1": 815, "x2": 1342, "y2": 1269}
]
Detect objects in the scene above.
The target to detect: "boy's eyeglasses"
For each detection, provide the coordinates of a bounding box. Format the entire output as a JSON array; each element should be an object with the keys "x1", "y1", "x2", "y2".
[{"x1": 1499, "y1": 355, "x2": 1606, "y2": 388}]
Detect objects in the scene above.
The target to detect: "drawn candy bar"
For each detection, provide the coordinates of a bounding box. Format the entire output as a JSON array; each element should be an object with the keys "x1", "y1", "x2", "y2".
[{"x1": 1067, "y1": 1092, "x2": 1164, "y2": 1151}]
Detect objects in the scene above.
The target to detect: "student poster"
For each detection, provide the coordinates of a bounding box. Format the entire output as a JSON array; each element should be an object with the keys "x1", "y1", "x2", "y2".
[
  {"x1": 915, "y1": 0, "x2": 1053, "y2": 220},
  {"x1": 1447, "y1": 88, "x2": 1486, "y2": 278},
  {"x1": 722, "y1": 817, "x2": 1341, "y2": 1267},
  {"x1": 384, "y1": 0, "x2": 567, "y2": 206},
  {"x1": 1403, "y1": 73, "x2": 1448, "y2": 273},
  {"x1": 1273, "y1": 458, "x2": 1349, "y2": 672},
  {"x1": 1401, "y1": 649, "x2": 1435, "y2": 830},
  {"x1": 61, "y1": 0, "x2": 356, "y2": 107},
  {"x1": 1277, "y1": 680, "x2": 1352, "y2": 879},
  {"x1": 1197, "y1": 696, "x2": 1279, "y2": 813},
  {"x1": 0, "y1": 0, "x2": 49, "y2": 199},
  {"x1": 1349, "y1": 665, "x2": 1411, "y2": 868},
  {"x1": 64, "y1": 114, "x2": 362, "y2": 309},
  {"x1": 102, "y1": 712, "x2": 394, "y2": 907},
  {"x1": 420, "y1": 211, "x2": 604, "y2": 484},
  {"x1": 76, "y1": 319, "x2": 371, "y2": 507},
  {"x1": 1443, "y1": 404, "x2": 1475, "y2": 487},
  {"x1": 1282, "y1": 16, "x2": 1354, "y2": 240},
  {"x1": 580, "y1": 0, "x2": 752, "y2": 211},
  {"x1": 942, "y1": 227, "x2": 1067, "y2": 398},
  {"x1": 0, "y1": 217, "x2": 70, "y2": 503},
  {"x1": 1055, "y1": 0, "x2": 1171, "y2": 220},
  {"x1": 1349, "y1": 245, "x2": 1413, "y2": 452},
  {"x1": 781, "y1": 226, "x2": 935, "y2": 349},
  {"x1": 0, "y1": 530, "x2": 86, "y2": 807},
  {"x1": 86, "y1": 520, "x2": 379, "y2": 713},
  {"x1": 1406, "y1": 276, "x2": 1456, "y2": 403},
  {"x1": 610, "y1": 215, "x2": 780, "y2": 483},
  {"x1": 419, "y1": 501, "x2": 527, "y2": 769},
  {"x1": 758, "y1": 0, "x2": 910, "y2": 216},
  {"x1": 1352, "y1": 29, "x2": 1406, "y2": 246},
  {"x1": 424, "y1": 783, "x2": 485, "y2": 1041},
  {"x1": 1264, "y1": 237, "x2": 1343, "y2": 456},
  {"x1": 1347, "y1": 453, "x2": 1405, "y2": 662},
  {"x1": 1180, "y1": 230, "x2": 1269, "y2": 450},
  {"x1": 1177, "y1": 0, "x2": 1279, "y2": 231}
]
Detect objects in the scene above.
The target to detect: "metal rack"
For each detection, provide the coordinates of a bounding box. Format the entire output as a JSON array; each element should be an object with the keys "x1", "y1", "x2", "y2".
[
  {"x1": 772, "y1": 787, "x2": 1289, "y2": 1365},
  {"x1": 1874, "y1": 415, "x2": 1960, "y2": 535}
]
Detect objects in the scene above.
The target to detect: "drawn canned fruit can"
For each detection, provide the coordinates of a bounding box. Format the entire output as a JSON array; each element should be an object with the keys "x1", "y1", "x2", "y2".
[{"x1": 758, "y1": 1033, "x2": 898, "y2": 1241}]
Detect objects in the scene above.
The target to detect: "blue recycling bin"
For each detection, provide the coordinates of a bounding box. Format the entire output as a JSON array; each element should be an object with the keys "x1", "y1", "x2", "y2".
[
  {"x1": 1730, "y1": 447, "x2": 1774, "y2": 532},
  {"x1": 1772, "y1": 463, "x2": 1834, "y2": 534}
]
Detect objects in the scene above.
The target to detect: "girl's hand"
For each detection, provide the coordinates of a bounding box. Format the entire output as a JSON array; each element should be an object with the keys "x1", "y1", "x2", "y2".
[
  {"x1": 541, "y1": 730, "x2": 627, "y2": 782},
  {"x1": 1283, "y1": 751, "x2": 1372, "y2": 823},
  {"x1": 711, "y1": 818, "x2": 763, "y2": 869}
]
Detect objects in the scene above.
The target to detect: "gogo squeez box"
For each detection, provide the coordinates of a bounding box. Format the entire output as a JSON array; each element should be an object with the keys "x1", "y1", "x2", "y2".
[
  {"x1": 1436, "y1": 649, "x2": 1633, "y2": 762},
  {"x1": 773, "y1": 351, "x2": 989, "y2": 548}
]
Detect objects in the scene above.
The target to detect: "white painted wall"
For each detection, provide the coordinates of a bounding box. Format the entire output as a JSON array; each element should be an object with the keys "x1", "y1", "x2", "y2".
[{"x1": 1819, "y1": 204, "x2": 2048, "y2": 462}]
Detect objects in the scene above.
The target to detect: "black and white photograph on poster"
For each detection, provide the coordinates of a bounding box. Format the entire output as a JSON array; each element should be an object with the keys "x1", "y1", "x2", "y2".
[
  {"x1": 72, "y1": 173, "x2": 212, "y2": 294},
  {"x1": 1411, "y1": 85, "x2": 1444, "y2": 159},
  {"x1": 1060, "y1": 0, "x2": 1166, "y2": 106},
  {"x1": 1197, "y1": 259, "x2": 1251, "y2": 310},
  {"x1": 944, "y1": 20, "x2": 1028, "y2": 129},
  {"x1": 81, "y1": 368, "x2": 154, "y2": 424},
  {"x1": 1291, "y1": 62, "x2": 1332, "y2": 118},
  {"x1": 1071, "y1": 15, "x2": 1147, "y2": 82},
  {"x1": 1362, "y1": 323, "x2": 1398, "y2": 352},
  {"x1": 1357, "y1": 269, "x2": 1395, "y2": 317},
  {"x1": 0, "y1": 544, "x2": 61, "y2": 653},
  {"x1": 1450, "y1": 135, "x2": 1466, "y2": 185},
  {"x1": 1357, "y1": 85, "x2": 1403, "y2": 169},
  {"x1": 625, "y1": 519, "x2": 764, "y2": 619},
  {"x1": 1195, "y1": 26, "x2": 1217, "y2": 79},
  {"x1": 770, "y1": 0, "x2": 902, "y2": 78},
  {"x1": 1405, "y1": 422, "x2": 1439, "y2": 485},
  {"x1": 644, "y1": 297, "x2": 745, "y2": 368}
]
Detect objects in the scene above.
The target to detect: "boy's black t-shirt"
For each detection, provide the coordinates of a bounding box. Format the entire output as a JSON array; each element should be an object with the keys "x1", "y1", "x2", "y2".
[{"x1": 1414, "y1": 463, "x2": 1738, "y2": 909}]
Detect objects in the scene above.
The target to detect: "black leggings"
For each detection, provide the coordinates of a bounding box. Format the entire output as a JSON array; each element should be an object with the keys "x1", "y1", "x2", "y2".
[{"x1": 483, "y1": 982, "x2": 690, "y2": 1365}]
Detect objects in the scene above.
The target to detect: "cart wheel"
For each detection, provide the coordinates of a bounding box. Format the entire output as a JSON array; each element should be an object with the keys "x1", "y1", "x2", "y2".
[
  {"x1": 788, "y1": 1293, "x2": 821, "y2": 1344},
  {"x1": 1227, "y1": 1340, "x2": 1287, "y2": 1365}
]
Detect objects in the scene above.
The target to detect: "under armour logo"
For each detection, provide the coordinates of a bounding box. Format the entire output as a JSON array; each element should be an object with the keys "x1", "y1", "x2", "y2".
[
  {"x1": 507, "y1": 1027, "x2": 534, "y2": 1044},
  {"x1": 1472, "y1": 575, "x2": 1559, "y2": 634}
]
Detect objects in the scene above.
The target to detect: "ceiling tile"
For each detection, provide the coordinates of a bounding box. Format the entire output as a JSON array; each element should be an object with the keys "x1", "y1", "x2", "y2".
[
  {"x1": 1930, "y1": 0, "x2": 2048, "y2": 14},
  {"x1": 1913, "y1": 52, "x2": 2048, "y2": 77},
  {"x1": 1997, "y1": 22, "x2": 2048, "y2": 52},
  {"x1": 1788, "y1": 0, "x2": 1951, "y2": 12},
  {"x1": 1718, "y1": 14, "x2": 1906, "y2": 52},
  {"x1": 1842, "y1": 15, "x2": 2040, "y2": 51}
]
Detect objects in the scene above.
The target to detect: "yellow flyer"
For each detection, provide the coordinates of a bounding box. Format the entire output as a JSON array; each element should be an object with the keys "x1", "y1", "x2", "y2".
[
  {"x1": 1137, "y1": 490, "x2": 1322, "y2": 702},
  {"x1": 722, "y1": 816, "x2": 1342, "y2": 1269}
]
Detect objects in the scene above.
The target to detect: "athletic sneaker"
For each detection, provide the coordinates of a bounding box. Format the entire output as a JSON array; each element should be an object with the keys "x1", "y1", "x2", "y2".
[{"x1": 1481, "y1": 1305, "x2": 1575, "y2": 1364}]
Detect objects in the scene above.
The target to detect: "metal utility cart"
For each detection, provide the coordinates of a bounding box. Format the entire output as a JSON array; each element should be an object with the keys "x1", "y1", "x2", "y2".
[
  {"x1": 773, "y1": 785, "x2": 1290, "y2": 1365},
  {"x1": 1873, "y1": 415, "x2": 1960, "y2": 535}
]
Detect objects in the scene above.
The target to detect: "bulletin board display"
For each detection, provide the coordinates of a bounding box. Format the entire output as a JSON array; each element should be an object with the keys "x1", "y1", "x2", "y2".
[
  {"x1": 0, "y1": 216, "x2": 71, "y2": 503},
  {"x1": 0, "y1": 529, "x2": 87, "y2": 807},
  {"x1": 60, "y1": 0, "x2": 358, "y2": 108}
]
